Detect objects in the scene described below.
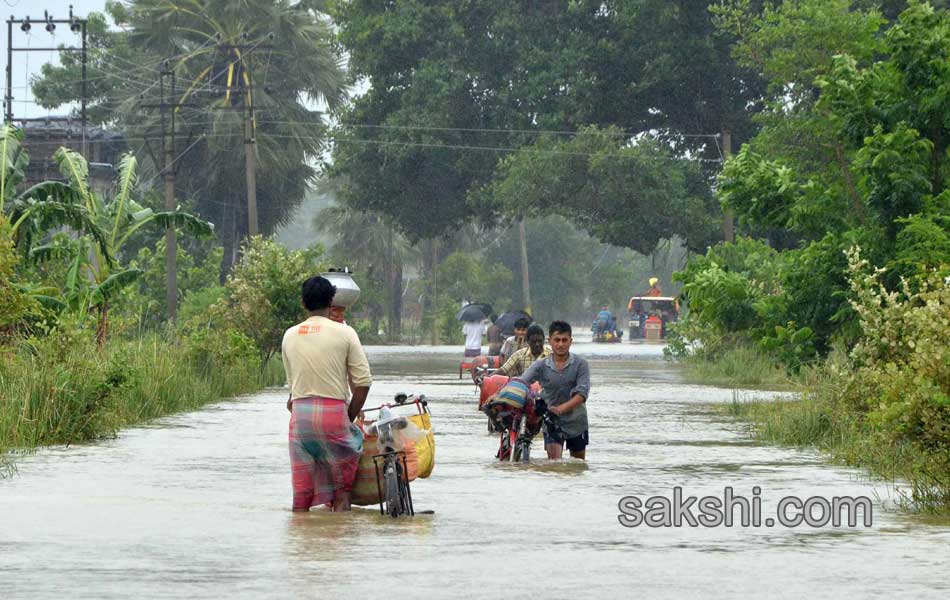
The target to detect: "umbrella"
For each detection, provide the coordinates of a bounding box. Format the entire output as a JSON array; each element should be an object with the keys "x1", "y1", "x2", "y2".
[
  {"x1": 456, "y1": 303, "x2": 493, "y2": 322},
  {"x1": 495, "y1": 310, "x2": 532, "y2": 336}
]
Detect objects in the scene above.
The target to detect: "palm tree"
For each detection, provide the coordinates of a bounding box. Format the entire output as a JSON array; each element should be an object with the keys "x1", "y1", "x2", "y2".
[
  {"x1": 117, "y1": 0, "x2": 347, "y2": 273},
  {"x1": 29, "y1": 1, "x2": 347, "y2": 278}
]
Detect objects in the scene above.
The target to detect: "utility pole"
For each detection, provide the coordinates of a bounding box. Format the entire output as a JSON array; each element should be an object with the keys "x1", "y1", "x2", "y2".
[
  {"x1": 212, "y1": 39, "x2": 271, "y2": 240},
  {"x1": 721, "y1": 129, "x2": 734, "y2": 244},
  {"x1": 244, "y1": 99, "x2": 258, "y2": 237},
  {"x1": 430, "y1": 238, "x2": 439, "y2": 345},
  {"x1": 161, "y1": 69, "x2": 178, "y2": 322},
  {"x1": 142, "y1": 66, "x2": 189, "y2": 322},
  {"x1": 518, "y1": 218, "x2": 532, "y2": 314}
]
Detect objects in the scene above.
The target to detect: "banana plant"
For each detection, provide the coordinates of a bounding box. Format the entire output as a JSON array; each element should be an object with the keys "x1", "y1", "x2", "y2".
[
  {"x1": 30, "y1": 235, "x2": 143, "y2": 337},
  {"x1": 53, "y1": 148, "x2": 213, "y2": 344},
  {"x1": 1, "y1": 125, "x2": 109, "y2": 258},
  {"x1": 3, "y1": 123, "x2": 214, "y2": 344}
]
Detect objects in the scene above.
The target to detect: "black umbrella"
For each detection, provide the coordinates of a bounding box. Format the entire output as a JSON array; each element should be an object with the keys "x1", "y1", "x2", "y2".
[
  {"x1": 456, "y1": 303, "x2": 493, "y2": 322},
  {"x1": 495, "y1": 310, "x2": 532, "y2": 336}
]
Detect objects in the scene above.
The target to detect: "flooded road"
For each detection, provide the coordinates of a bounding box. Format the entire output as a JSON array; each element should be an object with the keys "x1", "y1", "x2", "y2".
[{"x1": 2, "y1": 341, "x2": 949, "y2": 599}]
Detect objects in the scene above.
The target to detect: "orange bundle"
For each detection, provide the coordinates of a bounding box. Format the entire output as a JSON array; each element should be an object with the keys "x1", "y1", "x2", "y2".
[{"x1": 351, "y1": 411, "x2": 435, "y2": 506}]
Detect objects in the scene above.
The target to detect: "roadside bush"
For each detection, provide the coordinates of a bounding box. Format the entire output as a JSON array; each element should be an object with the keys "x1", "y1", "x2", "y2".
[
  {"x1": 183, "y1": 327, "x2": 261, "y2": 378},
  {"x1": 209, "y1": 236, "x2": 326, "y2": 363},
  {"x1": 673, "y1": 236, "x2": 847, "y2": 369},
  {"x1": 842, "y1": 248, "x2": 950, "y2": 455},
  {"x1": 124, "y1": 239, "x2": 224, "y2": 328},
  {"x1": 0, "y1": 216, "x2": 35, "y2": 336},
  {"x1": 733, "y1": 250, "x2": 950, "y2": 510}
]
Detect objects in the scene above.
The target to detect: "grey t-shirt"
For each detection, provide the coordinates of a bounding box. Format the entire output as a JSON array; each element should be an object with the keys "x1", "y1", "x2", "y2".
[{"x1": 520, "y1": 353, "x2": 591, "y2": 438}]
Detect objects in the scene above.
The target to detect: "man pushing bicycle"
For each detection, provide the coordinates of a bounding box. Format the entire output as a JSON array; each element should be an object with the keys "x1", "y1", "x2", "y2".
[{"x1": 519, "y1": 321, "x2": 590, "y2": 460}]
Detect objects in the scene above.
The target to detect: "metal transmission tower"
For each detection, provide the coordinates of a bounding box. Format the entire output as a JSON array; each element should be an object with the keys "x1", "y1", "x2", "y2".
[{"x1": 4, "y1": 6, "x2": 88, "y2": 155}]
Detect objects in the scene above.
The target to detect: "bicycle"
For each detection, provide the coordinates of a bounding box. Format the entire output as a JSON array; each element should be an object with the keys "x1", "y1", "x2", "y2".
[
  {"x1": 363, "y1": 393, "x2": 428, "y2": 518},
  {"x1": 483, "y1": 396, "x2": 545, "y2": 463}
]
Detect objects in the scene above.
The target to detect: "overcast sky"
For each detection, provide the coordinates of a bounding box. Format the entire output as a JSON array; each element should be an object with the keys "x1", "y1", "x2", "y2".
[{"x1": 2, "y1": 0, "x2": 110, "y2": 119}]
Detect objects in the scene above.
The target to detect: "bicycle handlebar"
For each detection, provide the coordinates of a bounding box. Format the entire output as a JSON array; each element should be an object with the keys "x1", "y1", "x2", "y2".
[{"x1": 361, "y1": 393, "x2": 427, "y2": 414}]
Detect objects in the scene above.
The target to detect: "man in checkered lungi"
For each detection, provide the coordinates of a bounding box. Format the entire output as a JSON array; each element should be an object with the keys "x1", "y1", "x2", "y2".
[{"x1": 282, "y1": 276, "x2": 373, "y2": 511}]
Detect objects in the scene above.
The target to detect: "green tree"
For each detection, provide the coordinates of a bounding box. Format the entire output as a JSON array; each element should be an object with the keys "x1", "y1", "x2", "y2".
[
  {"x1": 713, "y1": 0, "x2": 888, "y2": 246},
  {"x1": 484, "y1": 126, "x2": 721, "y2": 255},
  {"x1": 314, "y1": 199, "x2": 416, "y2": 340},
  {"x1": 684, "y1": 1, "x2": 950, "y2": 363}
]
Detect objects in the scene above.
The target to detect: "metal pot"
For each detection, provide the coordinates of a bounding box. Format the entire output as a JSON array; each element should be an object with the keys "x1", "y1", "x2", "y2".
[{"x1": 322, "y1": 268, "x2": 361, "y2": 308}]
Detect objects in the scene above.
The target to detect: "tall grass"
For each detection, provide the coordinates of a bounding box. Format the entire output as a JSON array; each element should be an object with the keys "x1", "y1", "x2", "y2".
[
  {"x1": 679, "y1": 343, "x2": 798, "y2": 389},
  {"x1": 0, "y1": 332, "x2": 282, "y2": 471},
  {"x1": 728, "y1": 390, "x2": 950, "y2": 513}
]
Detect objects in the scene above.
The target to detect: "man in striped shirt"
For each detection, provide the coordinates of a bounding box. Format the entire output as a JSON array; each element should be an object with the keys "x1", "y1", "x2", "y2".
[{"x1": 496, "y1": 323, "x2": 551, "y2": 378}]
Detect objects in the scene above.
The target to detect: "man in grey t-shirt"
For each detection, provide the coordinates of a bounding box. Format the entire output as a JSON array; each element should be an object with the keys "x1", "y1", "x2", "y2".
[{"x1": 520, "y1": 320, "x2": 591, "y2": 460}]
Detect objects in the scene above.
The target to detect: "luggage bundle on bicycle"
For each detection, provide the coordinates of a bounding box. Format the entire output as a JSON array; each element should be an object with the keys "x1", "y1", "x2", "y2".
[
  {"x1": 481, "y1": 378, "x2": 544, "y2": 462},
  {"x1": 352, "y1": 394, "x2": 435, "y2": 515}
]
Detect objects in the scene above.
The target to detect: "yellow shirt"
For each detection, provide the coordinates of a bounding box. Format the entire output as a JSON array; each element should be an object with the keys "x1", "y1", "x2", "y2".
[
  {"x1": 500, "y1": 345, "x2": 553, "y2": 377},
  {"x1": 281, "y1": 316, "x2": 373, "y2": 403}
]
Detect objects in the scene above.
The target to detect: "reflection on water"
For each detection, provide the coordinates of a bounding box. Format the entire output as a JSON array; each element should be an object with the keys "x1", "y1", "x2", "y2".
[
  {"x1": 1, "y1": 342, "x2": 950, "y2": 599},
  {"x1": 485, "y1": 458, "x2": 590, "y2": 476}
]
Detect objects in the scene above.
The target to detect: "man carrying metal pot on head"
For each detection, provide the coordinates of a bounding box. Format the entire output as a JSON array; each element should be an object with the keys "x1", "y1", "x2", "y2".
[{"x1": 282, "y1": 274, "x2": 372, "y2": 512}]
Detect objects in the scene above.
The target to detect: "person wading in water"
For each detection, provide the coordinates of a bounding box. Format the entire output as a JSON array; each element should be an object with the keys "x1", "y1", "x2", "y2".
[
  {"x1": 495, "y1": 323, "x2": 551, "y2": 378},
  {"x1": 282, "y1": 276, "x2": 373, "y2": 511},
  {"x1": 519, "y1": 321, "x2": 591, "y2": 460}
]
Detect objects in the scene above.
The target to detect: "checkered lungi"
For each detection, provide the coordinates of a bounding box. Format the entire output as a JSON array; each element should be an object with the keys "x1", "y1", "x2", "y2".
[{"x1": 289, "y1": 396, "x2": 363, "y2": 510}]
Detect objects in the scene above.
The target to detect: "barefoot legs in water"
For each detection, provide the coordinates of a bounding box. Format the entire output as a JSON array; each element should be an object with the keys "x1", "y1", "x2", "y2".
[
  {"x1": 546, "y1": 443, "x2": 585, "y2": 460},
  {"x1": 331, "y1": 492, "x2": 352, "y2": 511}
]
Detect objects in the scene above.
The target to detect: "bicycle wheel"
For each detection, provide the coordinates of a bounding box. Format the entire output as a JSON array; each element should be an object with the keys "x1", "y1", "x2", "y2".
[
  {"x1": 384, "y1": 461, "x2": 401, "y2": 518},
  {"x1": 396, "y1": 461, "x2": 413, "y2": 516},
  {"x1": 497, "y1": 430, "x2": 511, "y2": 461},
  {"x1": 512, "y1": 415, "x2": 528, "y2": 463}
]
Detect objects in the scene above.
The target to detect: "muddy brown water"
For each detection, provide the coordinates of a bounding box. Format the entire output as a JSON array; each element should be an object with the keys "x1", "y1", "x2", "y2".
[{"x1": 1, "y1": 340, "x2": 949, "y2": 599}]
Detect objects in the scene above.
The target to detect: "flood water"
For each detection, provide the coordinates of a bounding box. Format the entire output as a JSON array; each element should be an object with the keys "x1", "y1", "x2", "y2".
[{"x1": 2, "y1": 340, "x2": 949, "y2": 599}]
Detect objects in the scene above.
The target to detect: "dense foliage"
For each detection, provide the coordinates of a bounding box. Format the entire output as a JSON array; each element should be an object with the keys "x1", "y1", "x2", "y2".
[
  {"x1": 676, "y1": 1, "x2": 950, "y2": 362},
  {"x1": 671, "y1": 1, "x2": 950, "y2": 509},
  {"x1": 203, "y1": 236, "x2": 326, "y2": 364}
]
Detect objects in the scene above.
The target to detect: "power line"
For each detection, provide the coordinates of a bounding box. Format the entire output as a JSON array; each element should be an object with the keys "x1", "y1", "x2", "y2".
[
  {"x1": 324, "y1": 120, "x2": 723, "y2": 140},
  {"x1": 326, "y1": 135, "x2": 723, "y2": 161},
  {"x1": 43, "y1": 130, "x2": 720, "y2": 163}
]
